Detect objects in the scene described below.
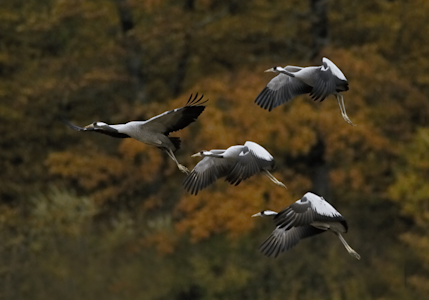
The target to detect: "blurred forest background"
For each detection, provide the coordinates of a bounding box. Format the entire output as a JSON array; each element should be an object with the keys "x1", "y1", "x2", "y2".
[{"x1": 1, "y1": 0, "x2": 429, "y2": 299}]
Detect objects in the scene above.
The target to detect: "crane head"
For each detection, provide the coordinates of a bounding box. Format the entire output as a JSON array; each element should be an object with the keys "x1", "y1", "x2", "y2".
[
  {"x1": 264, "y1": 66, "x2": 280, "y2": 73},
  {"x1": 191, "y1": 151, "x2": 206, "y2": 157},
  {"x1": 252, "y1": 210, "x2": 278, "y2": 218}
]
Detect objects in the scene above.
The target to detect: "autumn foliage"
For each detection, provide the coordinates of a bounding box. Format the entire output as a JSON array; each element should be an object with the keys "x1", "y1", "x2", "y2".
[{"x1": 1, "y1": 1, "x2": 429, "y2": 299}]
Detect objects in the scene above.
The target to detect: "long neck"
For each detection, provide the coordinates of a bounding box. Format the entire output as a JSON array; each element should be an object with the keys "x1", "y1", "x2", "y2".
[
  {"x1": 276, "y1": 67, "x2": 296, "y2": 77},
  {"x1": 262, "y1": 210, "x2": 278, "y2": 217},
  {"x1": 202, "y1": 150, "x2": 224, "y2": 158},
  {"x1": 107, "y1": 123, "x2": 129, "y2": 133}
]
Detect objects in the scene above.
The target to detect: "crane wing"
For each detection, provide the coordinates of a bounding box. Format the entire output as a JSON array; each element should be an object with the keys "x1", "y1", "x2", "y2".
[
  {"x1": 255, "y1": 74, "x2": 312, "y2": 111},
  {"x1": 309, "y1": 64, "x2": 338, "y2": 102},
  {"x1": 259, "y1": 225, "x2": 324, "y2": 257},
  {"x1": 273, "y1": 200, "x2": 317, "y2": 229},
  {"x1": 183, "y1": 156, "x2": 232, "y2": 195},
  {"x1": 243, "y1": 141, "x2": 274, "y2": 166},
  {"x1": 225, "y1": 142, "x2": 274, "y2": 185},
  {"x1": 309, "y1": 196, "x2": 348, "y2": 230},
  {"x1": 225, "y1": 150, "x2": 260, "y2": 186},
  {"x1": 141, "y1": 93, "x2": 207, "y2": 135}
]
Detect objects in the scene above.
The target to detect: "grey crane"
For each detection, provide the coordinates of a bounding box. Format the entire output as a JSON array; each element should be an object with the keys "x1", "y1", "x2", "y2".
[
  {"x1": 183, "y1": 141, "x2": 286, "y2": 195},
  {"x1": 252, "y1": 192, "x2": 360, "y2": 259},
  {"x1": 62, "y1": 93, "x2": 207, "y2": 174},
  {"x1": 255, "y1": 57, "x2": 355, "y2": 126}
]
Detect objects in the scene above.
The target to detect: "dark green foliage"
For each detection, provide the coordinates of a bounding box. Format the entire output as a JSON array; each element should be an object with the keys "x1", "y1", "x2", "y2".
[{"x1": 0, "y1": 0, "x2": 428, "y2": 299}]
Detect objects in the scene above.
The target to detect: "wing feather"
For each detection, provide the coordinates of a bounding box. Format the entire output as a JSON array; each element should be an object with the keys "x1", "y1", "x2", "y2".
[
  {"x1": 259, "y1": 226, "x2": 324, "y2": 257},
  {"x1": 183, "y1": 156, "x2": 232, "y2": 195},
  {"x1": 142, "y1": 93, "x2": 207, "y2": 135},
  {"x1": 309, "y1": 65, "x2": 337, "y2": 102},
  {"x1": 225, "y1": 147, "x2": 261, "y2": 185},
  {"x1": 255, "y1": 74, "x2": 312, "y2": 111}
]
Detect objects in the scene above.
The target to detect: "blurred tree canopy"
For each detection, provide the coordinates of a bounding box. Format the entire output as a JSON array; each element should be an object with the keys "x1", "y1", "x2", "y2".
[{"x1": 0, "y1": 0, "x2": 428, "y2": 299}]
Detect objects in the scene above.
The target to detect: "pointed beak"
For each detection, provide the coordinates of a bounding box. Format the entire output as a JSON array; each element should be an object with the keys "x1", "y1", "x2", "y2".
[
  {"x1": 251, "y1": 212, "x2": 262, "y2": 218},
  {"x1": 264, "y1": 68, "x2": 276, "y2": 73},
  {"x1": 191, "y1": 152, "x2": 201, "y2": 158}
]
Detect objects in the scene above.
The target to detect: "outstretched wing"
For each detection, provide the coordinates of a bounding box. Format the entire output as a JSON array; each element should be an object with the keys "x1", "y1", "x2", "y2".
[
  {"x1": 142, "y1": 93, "x2": 207, "y2": 135},
  {"x1": 62, "y1": 118, "x2": 130, "y2": 139},
  {"x1": 255, "y1": 73, "x2": 312, "y2": 111},
  {"x1": 225, "y1": 142, "x2": 273, "y2": 185},
  {"x1": 183, "y1": 156, "x2": 232, "y2": 195},
  {"x1": 273, "y1": 200, "x2": 317, "y2": 230},
  {"x1": 309, "y1": 62, "x2": 338, "y2": 102},
  {"x1": 259, "y1": 225, "x2": 324, "y2": 257}
]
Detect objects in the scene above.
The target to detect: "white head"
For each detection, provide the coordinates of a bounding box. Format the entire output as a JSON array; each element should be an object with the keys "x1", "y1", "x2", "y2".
[
  {"x1": 94, "y1": 121, "x2": 109, "y2": 126},
  {"x1": 264, "y1": 66, "x2": 285, "y2": 73},
  {"x1": 251, "y1": 210, "x2": 278, "y2": 218},
  {"x1": 191, "y1": 150, "x2": 224, "y2": 158},
  {"x1": 84, "y1": 121, "x2": 109, "y2": 129},
  {"x1": 191, "y1": 150, "x2": 209, "y2": 157}
]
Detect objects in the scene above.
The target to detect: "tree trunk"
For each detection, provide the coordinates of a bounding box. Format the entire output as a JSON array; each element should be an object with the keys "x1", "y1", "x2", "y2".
[
  {"x1": 114, "y1": 0, "x2": 146, "y2": 103},
  {"x1": 171, "y1": 1, "x2": 196, "y2": 96},
  {"x1": 309, "y1": 0, "x2": 329, "y2": 60},
  {"x1": 309, "y1": 137, "x2": 330, "y2": 198}
]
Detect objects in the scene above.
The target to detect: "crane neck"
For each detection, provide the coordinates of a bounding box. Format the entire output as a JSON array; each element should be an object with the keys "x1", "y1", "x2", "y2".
[
  {"x1": 278, "y1": 69, "x2": 295, "y2": 77},
  {"x1": 202, "y1": 151, "x2": 224, "y2": 158}
]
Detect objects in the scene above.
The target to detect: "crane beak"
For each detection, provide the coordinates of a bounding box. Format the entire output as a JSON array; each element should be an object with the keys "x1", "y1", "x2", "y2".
[
  {"x1": 264, "y1": 68, "x2": 277, "y2": 73},
  {"x1": 251, "y1": 212, "x2": 262, "y2": 218}
]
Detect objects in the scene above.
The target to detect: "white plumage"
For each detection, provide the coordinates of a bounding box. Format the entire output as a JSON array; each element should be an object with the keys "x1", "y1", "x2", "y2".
[
  {"x1": 323, "y1": 57, "x2": 347, "y2": 81},
  {"x1": 294, "y1": 192, "x2": 342, "y2": 218},
  {"x1": 183, "y1": 141, "x2": 286, "y2": 195},
  {"x1": 255, "y1": 57, "x2": 355, "y2": 126},
  {"x1": 252, "y1": 192, "x2": 360, "y2": 259},
  {"x1": 62, "y1": 93, "x2": 207, "y2": 174}
]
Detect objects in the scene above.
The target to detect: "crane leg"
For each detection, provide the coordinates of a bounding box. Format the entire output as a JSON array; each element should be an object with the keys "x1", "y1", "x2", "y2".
[
  {"x1": 336, "y1": 94, "x2": 356, "y2": 126},
  {"x1": 334, "y1": 232, "x2": 361, "y2": 260},
  {"x1": 263, "y1": 170, "x2": 287, "y2": 189},
  {"x1": 165, "y1": 149, "x2": 189, "y2": 174}
]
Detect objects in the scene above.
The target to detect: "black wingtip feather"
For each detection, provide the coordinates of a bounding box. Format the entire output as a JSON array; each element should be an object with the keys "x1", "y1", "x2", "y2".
[
  {"x1": 187, "y1": 93, "x2": 208, "y2": 106},
  {"x1": 165, "y1": 104, "x2": 206, "y2": 134},
  {"x1": 255, "y1": 87, "x2": 272, "y2": 111},
  {"x1": 183, "y1": 171, "x2": 201, "y2": 195}
]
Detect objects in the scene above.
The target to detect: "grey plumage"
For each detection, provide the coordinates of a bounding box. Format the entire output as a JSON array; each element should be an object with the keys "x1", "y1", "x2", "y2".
[
  {"x1": 62, "y1": 93, "x2": 207, "y2": 173},
  {"x1": 252, "y1": 192, "x2": 360, "y2": 259},
  {"x1": 255, "y1": 57, "x2": 355, "y2": 125},
  {"x1": 183, "y1": 141, "x2": 286, "y2": 195}
]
